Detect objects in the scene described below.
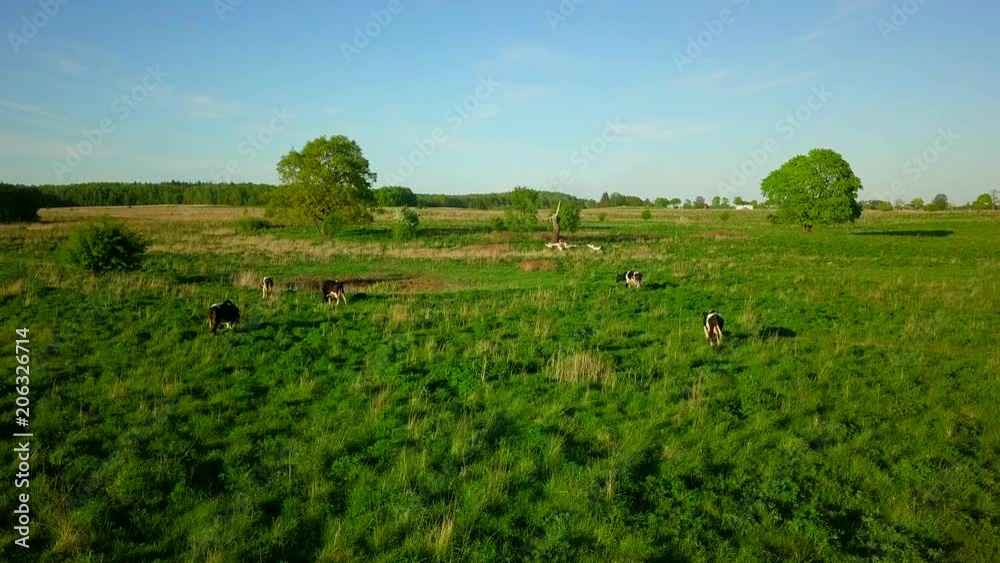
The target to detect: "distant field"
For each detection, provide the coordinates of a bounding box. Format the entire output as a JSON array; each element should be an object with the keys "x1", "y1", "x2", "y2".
[{"x1": 2, "y1": 206, "x2": 999, "y2": 561}]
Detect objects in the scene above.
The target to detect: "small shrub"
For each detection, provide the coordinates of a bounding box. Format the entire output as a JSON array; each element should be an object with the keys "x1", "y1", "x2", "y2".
[
  {"x1": 63, "y1": 221, "x2": 147, "y2": 274},
  {"x1": 598, "y1": 213, "x2": 607, "y2": 223},
  {"x1": 641, "y1": 209, "x2": 652, "y2": 221},
  {"x1": 234, "y1": 217, "x2": 273, "y2": 234},
  {"x1": 489, "y1": 217, "x2": 506, "y2": 232},
  {"x1": 719, "y1": 211, "x2": 732, "y2": 222},
  {"x1": 393, "y1": 207, "x2": 420, "y2": 241}
]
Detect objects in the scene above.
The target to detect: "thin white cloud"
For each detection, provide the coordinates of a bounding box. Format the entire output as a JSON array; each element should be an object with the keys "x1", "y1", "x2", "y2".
[
  {"x1": 135, "y1": 156, "x2": 228, "y2": 172},
  {"x1": 0, "y1": 134, "x2": 112, "y2": 158},
  {"x1": 0, "y1": 99, "x2": 63, "y2": 121},
  {"x1": 619, "y1": 121, "x2": 718, "y2": 142},
  {"x1": 472, "y1": 103, "x2": 500, "y2": 121},
  {"x1": 500, "y1": 82, "x2": 548, "y2": 99},
  {"x1": 186, "y1": 95, "x2": 241, "y2": 119},
  {"x1": 737, "y1": 71, "x2": 820, "y2": 94},
  {"x1": 796, "y1": 0, "x2": 885, "y2": 43},
  {"x1": 674, "y1": 68, "x2": 730, "y2": 88}
]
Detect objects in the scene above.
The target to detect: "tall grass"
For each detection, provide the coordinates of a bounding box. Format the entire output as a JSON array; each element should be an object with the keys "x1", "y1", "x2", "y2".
[{"x1": 1, "y1": 207, "x2": 998, "y2": 561}]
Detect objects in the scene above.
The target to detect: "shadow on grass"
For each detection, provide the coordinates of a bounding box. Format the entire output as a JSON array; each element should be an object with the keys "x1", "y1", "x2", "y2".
[
  {"x1": 643, "y1": 281, "x2": 677, "y2": 291},
  {"x1": 852, "y1": 230, "x2": 953, "y2": 238},
  {"x1": 420, "y1": 225, "x2": 496, "y2": 236},
  {"x1": 759, "y1": 326, "x2": 797, "y2": 338},
  {"x1": 576, "y1": 233, "x2": 660, "y2": 243},
  {"x1": 344, "y1": 292, "x2": 385, "y2": 303},
  {"x1": 176, "y1": 274, "x2": 222, "y2": 284},
  {"x1": 255, "y1": 320, "x2": 325, "y2": 331}
]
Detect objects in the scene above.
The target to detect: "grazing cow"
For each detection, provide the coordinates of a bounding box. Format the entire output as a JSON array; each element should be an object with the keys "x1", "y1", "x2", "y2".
[
  {"x1": 208, "y1": 300, "x2": 240, "y2": 333},
  {"x1": 615, "y1": 270, "x2": 644, "y2": 288},
  {"x1": 260, "y1": 276, "x2": 274, "y2": 299},
  {"x1": 703, "y1": 310, "x2": 725, "y2": 346},
  {"x1": 322, "y1": 280, "x2": 347, "y2": 305}
]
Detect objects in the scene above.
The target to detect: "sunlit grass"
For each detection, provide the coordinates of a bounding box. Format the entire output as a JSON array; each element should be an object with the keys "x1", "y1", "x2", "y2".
[{"x1": 0, "y1": 206, "x2": 998, "y2": 561}]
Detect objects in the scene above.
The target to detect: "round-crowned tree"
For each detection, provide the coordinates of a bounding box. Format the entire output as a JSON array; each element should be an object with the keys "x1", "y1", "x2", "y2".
[
  {"x1": 267, "y1": 135, "x2": 377, "y2": 235},
  {"x1": 760, "y1": 148, "x2": 863, "y2": 233}
]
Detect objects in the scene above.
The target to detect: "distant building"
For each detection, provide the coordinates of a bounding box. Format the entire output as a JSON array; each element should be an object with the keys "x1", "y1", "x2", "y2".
[{"x1": 735, "y1": 204, "x2": 754, "y2": 210}]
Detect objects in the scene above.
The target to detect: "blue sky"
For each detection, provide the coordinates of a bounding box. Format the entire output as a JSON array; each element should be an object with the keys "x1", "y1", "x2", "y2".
[{"x1": 1, "y1": 0, "x2": 997, "y2": 202}]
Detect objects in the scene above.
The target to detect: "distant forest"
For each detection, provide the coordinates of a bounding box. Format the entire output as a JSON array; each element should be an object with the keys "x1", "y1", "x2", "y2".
[{"x1": 6, "y1": 181, "x2": 601, "y2": 210}]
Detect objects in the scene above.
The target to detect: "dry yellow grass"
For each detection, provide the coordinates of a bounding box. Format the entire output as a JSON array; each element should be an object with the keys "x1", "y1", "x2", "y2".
[
  {"x1": 518, "y1": 260, "x2": 558, "y2": 272},
  {"x1": 40, "y1": 205, "x2": 264, "y2": 223},
  {"x1": 428, "y1": 516, "x2": 455, "y2": 559},
  {"x1": 232, "y1": 270, "x2": 261, "y2": 289},
  {"x1": 547, "y1": 351, "x2": 616, "y2": 386},
  {"x1": 0, "y1": 279, "x2": 25, "y2": 296}
]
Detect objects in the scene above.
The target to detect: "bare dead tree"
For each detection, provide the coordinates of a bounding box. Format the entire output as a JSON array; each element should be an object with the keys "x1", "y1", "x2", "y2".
[{"x1": 545, "y1": 201, "x2": 561, "y2": 243}]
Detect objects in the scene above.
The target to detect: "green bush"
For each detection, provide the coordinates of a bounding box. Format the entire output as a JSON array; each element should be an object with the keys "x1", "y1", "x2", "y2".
[
  {"x1": 0, "y1": 184, "x2": 45, "y2": 223},
  {"x1": 392, "y1": 207, "x2": 420, "y2": 241},
  {"x1": 489, "y1": 217, "x2": 506, "y2": 232},
  {"x1": 505, "y1": 187, "x2": 540, "y2": 232},
  {"x1": 560, "y1": 200, "x2": 582, "y2": 232},
  {"x1": 63, "y1": 221, "x2": 147, "y2": 274},
  {"x1": 598, "y1": 213, "x2": 607, "y2": 223},
  {"x1": 641, "y1": 209, "x2": 652, "y2": 221},
  {"x1": 234, "y1": 217, "x2": 273, "y2": 234}
]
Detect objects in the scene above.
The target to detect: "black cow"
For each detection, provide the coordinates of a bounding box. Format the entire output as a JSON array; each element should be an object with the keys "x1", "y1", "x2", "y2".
[{"x1": 208, "y1": 300, "x2": 240, "y2": 333}]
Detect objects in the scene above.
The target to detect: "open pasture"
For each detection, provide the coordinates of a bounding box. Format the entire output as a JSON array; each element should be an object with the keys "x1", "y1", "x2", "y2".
[{"x1": 2, "y1": 207, "x2": 999, "y2": 561}]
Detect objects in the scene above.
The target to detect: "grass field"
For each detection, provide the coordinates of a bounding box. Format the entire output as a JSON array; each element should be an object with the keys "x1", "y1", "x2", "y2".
[{"x1": 2, "y1": 206, "x2": 999, "y2": 562}]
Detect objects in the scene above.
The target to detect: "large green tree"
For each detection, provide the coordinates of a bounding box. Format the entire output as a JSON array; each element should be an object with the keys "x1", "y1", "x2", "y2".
[
  {"x1": 505, "y1": 187, "x2": 540, "y2": 232},
  {"x1": 926, "y1": 193, "x2": 949, "y2": 212},
  {"x1": 760, "y1": 148, "x2": 863, "y2": 233},
  {"x1": 268, "y1": 135, "x2": 377, "y2": 234},
  {"x1": 972, "y1": 193, "x2": 994, "y2": 210}
]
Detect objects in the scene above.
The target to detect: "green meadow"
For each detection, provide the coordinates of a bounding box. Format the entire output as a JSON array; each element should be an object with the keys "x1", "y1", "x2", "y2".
[{"x1": 2, "y1": 206, "x2": 999, "y2": 562}]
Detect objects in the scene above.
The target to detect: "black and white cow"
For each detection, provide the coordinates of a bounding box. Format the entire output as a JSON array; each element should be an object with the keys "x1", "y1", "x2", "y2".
[
  {"x1": 208, "y1": 300, "x2": 240, "y2": 333},
  {"x1": 615, "y1": 270, "x2": 644, "y2": 288},
  {"x1": 703, "y1": 310, "x2": 725, "y2": 346},
  {"x1": 322, "y1": 280, "x2": 347, "y2": 305}
]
